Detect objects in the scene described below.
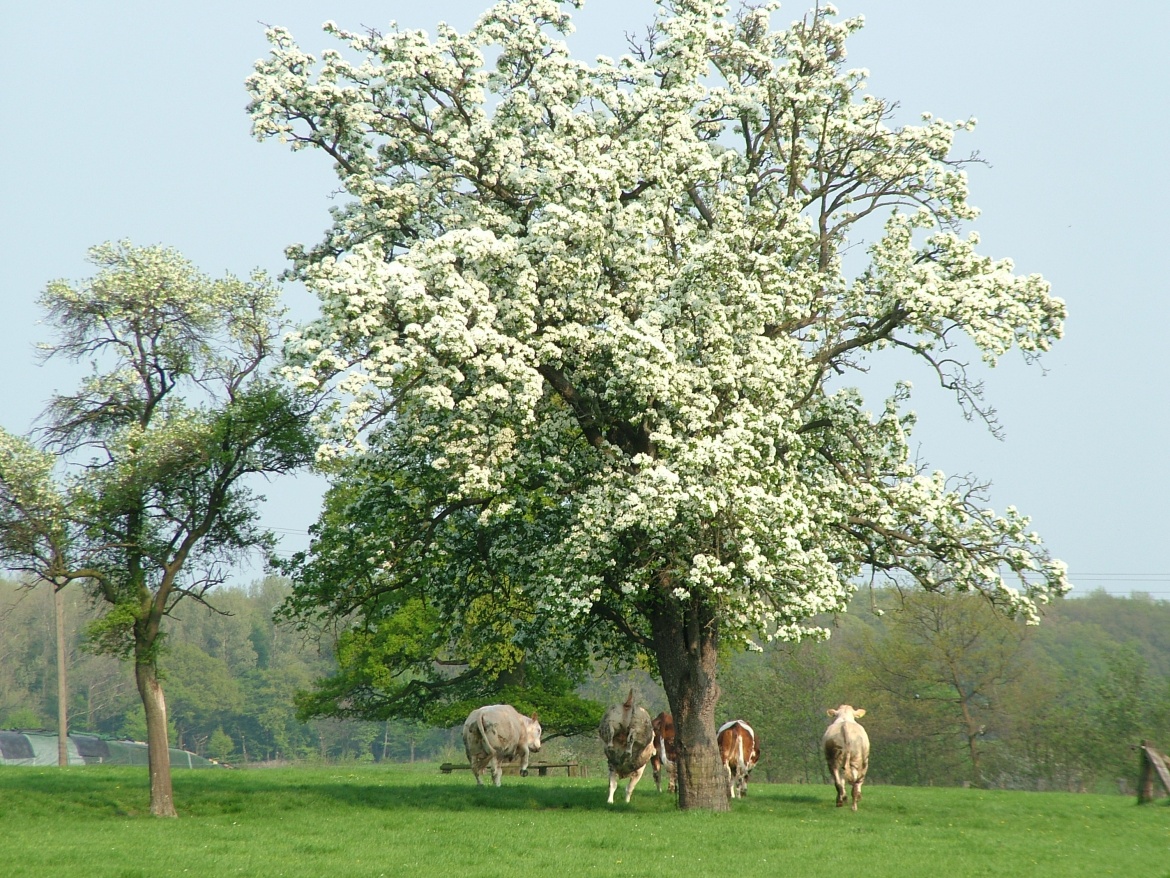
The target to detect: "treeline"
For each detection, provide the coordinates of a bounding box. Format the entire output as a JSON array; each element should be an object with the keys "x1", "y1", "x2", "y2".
[
  {"x1": 0, "y1": 577, "x2": 457, "y2": 764},
  {"x1": 3, "y1": 577, "x2": 1167, "y2": 791},
  {"x1": 719, "y1": 588, "x2": 1170, "y2": 793}
]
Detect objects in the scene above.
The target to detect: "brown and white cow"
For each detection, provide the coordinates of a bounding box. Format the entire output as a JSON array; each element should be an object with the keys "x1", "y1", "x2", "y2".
[
  {"x1": 717, "y1": 719, "x2": 760, "y2": 798},
  {"x1": 462, "y1": 704, "x2": 542, "y2": 787},
  {"x1": 822, "y1": 704, "x2": 869, "y2": 810},
  {"x1": 599, "y1": 690, "x2": 656, "y2": 804},
  {"x1": 650, "y1": 711, "x2": 678, "y2": 793}
]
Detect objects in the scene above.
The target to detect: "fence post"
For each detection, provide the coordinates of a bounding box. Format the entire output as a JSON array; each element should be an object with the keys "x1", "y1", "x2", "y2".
[{"x1": 1137, "y1": 740, "x2": 1170, "y2": 804}]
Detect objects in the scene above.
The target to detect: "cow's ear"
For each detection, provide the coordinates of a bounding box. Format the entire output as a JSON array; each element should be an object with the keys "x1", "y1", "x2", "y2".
[
  {"x1": 826, "y1": 708, "x2": 837, "y2": 718},
  {"x1": 531, "y1": 712, "x2": 539, "y2": 722},
  {"x1": 854, "y1": 709, "x2": 866, "y2": 719}
]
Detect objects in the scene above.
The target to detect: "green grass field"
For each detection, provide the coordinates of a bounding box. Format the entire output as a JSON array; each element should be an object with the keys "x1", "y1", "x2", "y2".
[{"x1": 1, "y1": 763, "x2": 1166, "y2": 877}]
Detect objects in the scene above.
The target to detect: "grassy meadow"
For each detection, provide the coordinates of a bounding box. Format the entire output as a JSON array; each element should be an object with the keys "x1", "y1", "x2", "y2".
[{"x1": 0, "y1": 762, "x2": 1166, "y2": 878}]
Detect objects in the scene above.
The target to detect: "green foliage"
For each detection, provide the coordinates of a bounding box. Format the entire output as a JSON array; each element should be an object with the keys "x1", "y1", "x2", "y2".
[
  {"x1": 82, "y1": 603, "x2": 139, "y2": 660},
  {"x1": 5, "y1": 572, "x2": 1169, "y2": 790},
  {"x1": 161, "y1": 642, "x2": 245, "y2": 742},
  {"x1": 719, "y1": 587, "x2": 1170, "y2": 792},
  {"x1": 277, "y1": 453, "x2": 601, "y2": 733},
  {"x1": 206, "y1": 728, "x2": 234, "y2": 761},
  {"x1": 0, "y1": 707, "x2": 45, "y2": 730},
  {"x1": 846, "y1": 588, "x2": 1032, "y2": 786},
  {"x1": 115, "y1": 705, "x2": 178, "y2": 745}
]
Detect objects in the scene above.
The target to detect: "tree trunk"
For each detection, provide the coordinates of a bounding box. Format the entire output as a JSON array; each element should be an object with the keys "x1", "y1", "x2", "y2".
[
  {"x1": 54, "y1": 585, "x2": 68, "y2": 767},
  {"x1": 651, "y1": 596, "x2": 729, "y2": 811},
  {"x1": 135, "y1": 660, "x2": 177, "y2": 817},
  {"x1": 966, "y1": 729, "x2": 983, "y2": 786},
  {"x1": 955, "y1": 688, "x2": 984, "y2": 787}
]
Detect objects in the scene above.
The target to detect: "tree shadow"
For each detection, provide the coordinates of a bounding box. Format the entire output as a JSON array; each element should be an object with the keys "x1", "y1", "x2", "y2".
[
  {"x1": 309, "y1": 778, "x2": 676, "y2": 813},
  {"x1": 767, "y1": 791, "x2": 824, "y2": 805}
]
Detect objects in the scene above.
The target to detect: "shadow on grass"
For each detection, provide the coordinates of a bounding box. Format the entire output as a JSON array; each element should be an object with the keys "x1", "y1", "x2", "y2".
[
  {"x1": 0, "y1": 767, "x2": 833, "y2": 819},
  {"x1": 309, "y1": 780, "x2": 660, "y2": 813},
  {"x1": 306, "y1": 778, "x2": 834, "y2": 815},
  {"x1": 0, "y1": 768, "x2": 150, "y2": 817},
  {"x1": 765, "y1": 791, "x2": 823, "y2": 805}
]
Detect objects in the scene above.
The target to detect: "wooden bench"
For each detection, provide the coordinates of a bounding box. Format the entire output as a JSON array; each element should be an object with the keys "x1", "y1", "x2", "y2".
[{"x1": 440, "y1": 761, "x2": 584, "y2": 777}]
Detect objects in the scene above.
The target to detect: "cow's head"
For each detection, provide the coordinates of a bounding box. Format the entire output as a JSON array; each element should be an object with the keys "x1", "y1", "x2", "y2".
[
  {"x1": 525, "y1": 713, "x2": 543, "y2": 751},
  {"x1": 827, "y1": 705, "x2": 866, "y2": 723}
]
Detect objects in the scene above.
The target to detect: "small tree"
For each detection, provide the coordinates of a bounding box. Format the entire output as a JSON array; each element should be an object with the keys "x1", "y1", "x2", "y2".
[
  {"x1": 852, "y1": 587, "x2": 1031, "y2": 786},
  {"x1": 249, "y1": 0, "x2": 1068, "y2": 809},
  {"x1": 0, "y1": 242, "x2": 314, "y2": 816},
  {"x1": 207, "y1": 727, "x2": 235, "y2": 762}
]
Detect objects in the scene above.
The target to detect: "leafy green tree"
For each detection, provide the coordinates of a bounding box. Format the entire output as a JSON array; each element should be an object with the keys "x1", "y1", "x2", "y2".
[
  {"x1": 207, "y1": 727, "x2": 235, "y2": 762},
  {"x1": 249, "y1": 0, "x2": 1067, "y2": 809},
  {"x1": 847, "y1": 588, "x2": 1033, "y2": 786},
  {"x1": 0, "y1": 242, "x2": 315, "y2": 815}
]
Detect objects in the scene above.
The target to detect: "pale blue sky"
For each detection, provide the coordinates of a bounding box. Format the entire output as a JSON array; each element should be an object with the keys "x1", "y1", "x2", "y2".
[{"x1": 2, "y1": 1, "x2": 1166, "y2": 597}]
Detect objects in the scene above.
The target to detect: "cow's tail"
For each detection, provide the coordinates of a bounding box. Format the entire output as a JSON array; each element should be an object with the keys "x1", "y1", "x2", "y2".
[
  {"x1": 477, "y1": 710, "x2": 491, "y2": 753},
  {"x1": 622, "y1": 689, "x2": 636, "y2": 755},
  {"x1": 735, "y1": 728, "x2": 747, "y2": 778},
  {"x1": 840, "y1": 722, "x2": 860, "y2": 783}
]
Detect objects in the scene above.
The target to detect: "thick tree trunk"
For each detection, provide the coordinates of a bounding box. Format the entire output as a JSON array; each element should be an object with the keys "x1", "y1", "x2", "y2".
[
  {"x1": 135, "y1": 660, "x2": 177, "y2": 818},
  {"x1": 650, "y1": 596, "x2": 729, "y2": 811}
]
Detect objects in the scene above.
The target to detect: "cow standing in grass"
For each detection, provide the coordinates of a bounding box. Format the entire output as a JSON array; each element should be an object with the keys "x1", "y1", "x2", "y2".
[
  {"x1": 650, "y1": 711, "x2": 678, "y2": 794},
  {"x1": 462, "y1": 704, "x2": 542, "y2": 787},
  {"x1": 717, "y1": 720, "x2": 760, "y2": 799},
  {"x1": 823, "y1": 705, "x2": 869, "y2": 810},
  {"x1": 599, "y1": 690, "x2": 656, "y2": 804}
]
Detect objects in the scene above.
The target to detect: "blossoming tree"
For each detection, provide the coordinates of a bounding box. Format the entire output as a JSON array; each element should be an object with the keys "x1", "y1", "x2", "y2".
[
  {"x1": 249, "y1": 0, "x2": 1068, "y2": 809},
  {"x1": 0, "y1": 243, "x2": 315, "y2": 816}
]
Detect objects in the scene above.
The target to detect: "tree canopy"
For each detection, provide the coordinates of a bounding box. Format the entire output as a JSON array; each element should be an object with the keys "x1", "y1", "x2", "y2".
[{"x1": 249, "y1": 0, "x2": 1068, "y2": 808}]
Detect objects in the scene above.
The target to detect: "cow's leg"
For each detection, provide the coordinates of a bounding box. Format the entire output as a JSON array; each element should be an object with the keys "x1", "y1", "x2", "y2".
[
  {"x1": 851, "y1": 778, "x2": 862, "y2": 811},
  {"x1": 624, "y1": 764, "x2": 647, "y2": 803},
  {"x1": 491, "y1": 756, "x2": 503, "y2": 787},
  {"x1": 724, "y1": 761, "x2": 737, "y2": 799},
  {"x1": 735, "y1": 748, "x2": 748, "y2": 798},
  {"x1": 519, "y1": 745, "x2": 530, "y2": 778},
  {"x1": 832, "y1": 766, "x2": 846, "y2": 807},
  {"x1": 651, "y1": 756, "x2": 662, "y2": 793},
  {"x1": 606, "y1": 770, "x2": 619, "y2": 804},
  {"x1": 668, "y1": 763, "x2": 677, "y2": 793}
]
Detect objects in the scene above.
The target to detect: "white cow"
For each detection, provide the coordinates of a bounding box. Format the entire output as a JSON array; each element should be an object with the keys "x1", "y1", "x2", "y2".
[
  {"x1": 598, "y1": 690, "x2": 656, "y2": 804},
  {"x1": 822, "y1": 704, "x2": 870, "y2": 811},
  {"x1": 462, "y1": 704, "x2": 542, "y2": 787}
]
